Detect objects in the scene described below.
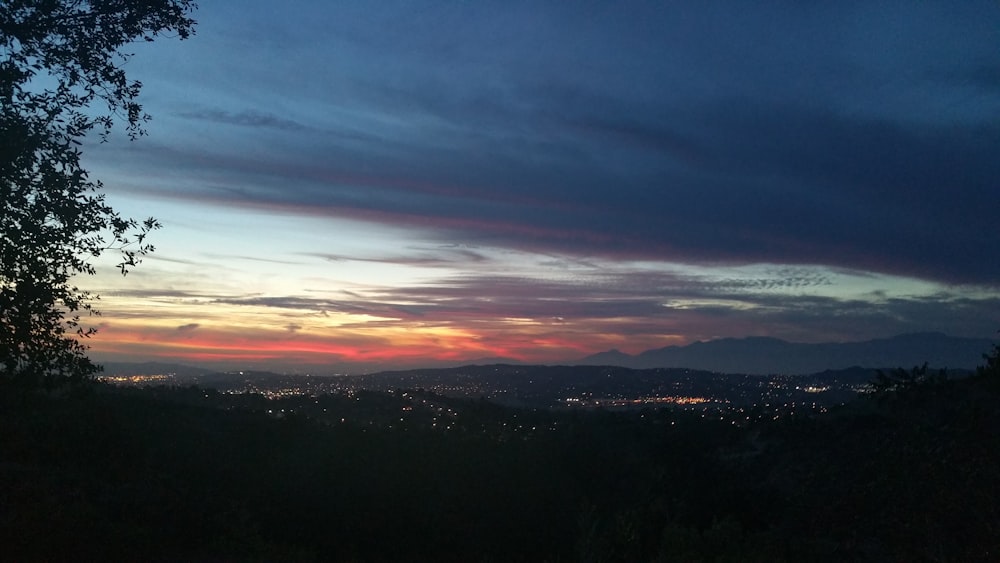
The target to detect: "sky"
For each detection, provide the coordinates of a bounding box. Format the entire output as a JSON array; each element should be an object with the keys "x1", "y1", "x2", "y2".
[{"x1": 76, "y1": 0, "x2": 1000, "y2": 373}]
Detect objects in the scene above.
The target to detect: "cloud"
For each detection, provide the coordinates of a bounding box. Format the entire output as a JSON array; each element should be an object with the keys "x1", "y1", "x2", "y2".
[
  {"x1": 106, "y1": 86, "x2": 1000, "y2": 286},
  {"x1": 87, "y1": 259, "x2": 1000, "y2": 369},
  {"x1": 103, "y1": 289, "x2": 234, "y2": 299},
  {"x1": 304, "y1": 245, "x2": 490, "y2": 268},
  {"x1": 212, "y1": 254, "x2": 306, "y2": 266},
  {"x1": 81, "y1": 0, "x2": 1000, "y2": 372},
  {"x1": 177, "y1": 108, "x2": 307, "y2": 131}
]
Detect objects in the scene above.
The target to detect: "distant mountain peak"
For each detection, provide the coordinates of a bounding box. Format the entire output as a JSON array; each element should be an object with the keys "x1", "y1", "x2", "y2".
[{"x1": 580, "y1": 348, "x2": 635, "y2": 365}]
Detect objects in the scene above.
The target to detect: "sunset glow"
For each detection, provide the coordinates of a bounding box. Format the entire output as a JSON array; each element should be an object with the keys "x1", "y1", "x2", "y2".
[{"x1": 70, "y1": 1, "x2": 1000, "y2": 372}]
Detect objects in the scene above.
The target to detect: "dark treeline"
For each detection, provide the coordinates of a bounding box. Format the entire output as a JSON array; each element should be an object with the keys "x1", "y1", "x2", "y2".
[{"x1": 2, "y1": 351, "x2": 999, "y2": 562}]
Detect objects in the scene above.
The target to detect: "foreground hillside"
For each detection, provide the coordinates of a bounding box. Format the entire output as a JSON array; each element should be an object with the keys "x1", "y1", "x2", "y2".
[{"x1": 1, "y1": 359, "x2": 998, "y2": 562}]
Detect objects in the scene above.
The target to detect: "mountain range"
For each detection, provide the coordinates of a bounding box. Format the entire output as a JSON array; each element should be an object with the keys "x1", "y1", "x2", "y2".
[
  {"x1": 579, "y1": 332, "x2": 996, "y2": 374},
  {"x1": 99, "y1": 333, "x2": 997, "y2": 378}
]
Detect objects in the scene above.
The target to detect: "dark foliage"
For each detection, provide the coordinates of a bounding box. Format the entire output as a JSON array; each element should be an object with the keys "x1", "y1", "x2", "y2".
[
  {"x1": 977, "y1": 343, "x2": 1000, "y2": 383},
  {"x1": 0, "y1": 1, "x2": 196, "y2": 386},
  {"x1": 2, "y1": 348, "x2": 998, "y2": 561}
]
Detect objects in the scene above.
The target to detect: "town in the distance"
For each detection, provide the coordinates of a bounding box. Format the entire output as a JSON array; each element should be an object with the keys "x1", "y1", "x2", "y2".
[{"x1": 98, "y1": 332, "x2": 992, "y2": 432}]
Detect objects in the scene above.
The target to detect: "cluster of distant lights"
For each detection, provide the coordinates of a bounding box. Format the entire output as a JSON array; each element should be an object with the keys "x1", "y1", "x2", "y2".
[
  {"x1": 98, "y1": 374, "x2": 172, "y2": 384},
  {"x1": 99, "y1": 371, "x2": 847, "y2": 430},
  {"x1": 563, "y1": 396, "x2": 712, "y2": 407}
]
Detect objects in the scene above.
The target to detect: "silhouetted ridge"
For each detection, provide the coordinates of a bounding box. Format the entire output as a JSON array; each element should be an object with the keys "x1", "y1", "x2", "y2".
[{"x1": 579, "y1": 333, "x2": 995, "y2": 374}]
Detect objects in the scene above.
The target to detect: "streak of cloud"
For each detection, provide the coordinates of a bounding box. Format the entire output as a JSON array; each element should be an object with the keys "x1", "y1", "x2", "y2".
[{"x1": 76, "y1": 0, "x2": 1000, "y2": 369}]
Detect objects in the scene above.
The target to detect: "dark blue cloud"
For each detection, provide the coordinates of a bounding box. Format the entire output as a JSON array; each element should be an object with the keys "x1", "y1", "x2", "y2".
[
  {"x1": 110, "y1": 0, "x2": 1000, "y2": 287},
  {"x1": 178, "y1": 109, "x2": 308, "y2": 131}
]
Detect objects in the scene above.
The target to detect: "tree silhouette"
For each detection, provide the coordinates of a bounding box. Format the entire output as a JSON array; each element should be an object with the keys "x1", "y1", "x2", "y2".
[
  {"x1": 977, "y1": 340, "x2": 1000, "y2": 385},
  {"x1": 1, "y1": 1, "x2": 197, "y2": 387},
  {"x1": 869, "y1": 362, "x2": 947, "y2": 399}
]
